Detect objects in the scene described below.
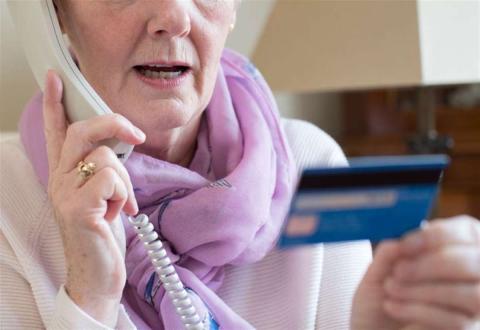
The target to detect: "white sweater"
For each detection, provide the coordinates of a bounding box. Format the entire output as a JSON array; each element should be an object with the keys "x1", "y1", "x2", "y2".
[{"x1": 0, "y1": 118, "x2": 372, "y2": 329}]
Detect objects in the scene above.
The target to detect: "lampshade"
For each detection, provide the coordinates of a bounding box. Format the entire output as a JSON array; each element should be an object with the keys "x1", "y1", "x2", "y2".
[{"x1": 252, "y1": 0, "x2": 480, "y2": 93}]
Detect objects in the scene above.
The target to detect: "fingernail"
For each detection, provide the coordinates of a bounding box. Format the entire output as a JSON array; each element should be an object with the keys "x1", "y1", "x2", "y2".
[
  {"x1": 46, "y1": 70, "x2": 62, "y2": 95},
  {"x1": 44, "y1": 71, "x2": 54, "y2": 100},
  {"x1": 133, "y1": 127, "x2": 146, "y2": 140},
  {"x1": 131, "y1": 197, "x2": 139, "y2": 215},
  {"x1": 402, "y1": 233, "x2": 424, "y2": 253},
  {"x1": 45, "y1": 69, "x2": 54, "y2": 83}
]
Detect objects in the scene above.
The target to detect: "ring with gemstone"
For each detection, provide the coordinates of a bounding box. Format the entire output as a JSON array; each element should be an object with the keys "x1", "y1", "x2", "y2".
[{"x1": 77, "y1": 160, "x2": 96, "y2": 179}]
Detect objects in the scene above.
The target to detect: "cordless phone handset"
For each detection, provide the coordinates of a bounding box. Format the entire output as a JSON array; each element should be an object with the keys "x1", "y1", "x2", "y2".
[{"x1": 7, "y1": 0, "x2": 133, "y2": 161}]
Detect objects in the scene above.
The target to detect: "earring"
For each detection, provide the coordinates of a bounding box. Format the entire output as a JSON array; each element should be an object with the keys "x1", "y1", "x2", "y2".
[{"x1": 229, "y1": 23, "x2": 235, "y2": 32}]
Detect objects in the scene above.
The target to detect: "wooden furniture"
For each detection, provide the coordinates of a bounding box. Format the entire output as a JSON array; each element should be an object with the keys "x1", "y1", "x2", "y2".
[{"x1": 339, "y1": 88, "x2": 480, "y2": 219}]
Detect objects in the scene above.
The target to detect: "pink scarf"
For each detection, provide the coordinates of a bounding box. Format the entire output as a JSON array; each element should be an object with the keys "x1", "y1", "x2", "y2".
[{"x1": 20, "y1": 49, "x2": 297, "y2": 329}]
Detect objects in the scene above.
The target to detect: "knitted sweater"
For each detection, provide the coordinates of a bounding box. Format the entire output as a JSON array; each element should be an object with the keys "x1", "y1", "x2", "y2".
[{"x1": 0, "y1": 118, "x2": 371, "y2": 329}]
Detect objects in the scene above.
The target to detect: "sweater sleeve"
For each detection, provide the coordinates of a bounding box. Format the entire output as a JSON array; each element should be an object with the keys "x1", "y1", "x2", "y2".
[
  {"x1": 281, "y1": 118, "x2": 348, "y2": 171},
  {"x1": 51, "y1": 285, "x2": 136, "y2": 330},
  {"x1": 0, "y1": 230, "x2": 44, "y2": 329},
  {"x1": 0, "y1": 231, "x2": 136, "y2": 330},
  {"x1": 281, "y1": 118, "x2": 373, "y2": 329},
  {"x1": 0, "y1": 137, "x2": 137, "y2": 329}
]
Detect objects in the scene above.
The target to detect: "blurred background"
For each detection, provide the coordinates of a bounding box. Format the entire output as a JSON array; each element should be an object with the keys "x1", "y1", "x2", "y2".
[{"x1": 1, "y1": 0, "x2": 479, "y2": 217}]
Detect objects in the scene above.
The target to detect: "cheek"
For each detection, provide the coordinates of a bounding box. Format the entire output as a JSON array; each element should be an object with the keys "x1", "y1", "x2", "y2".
[
  {"x1": 196, "y1": 0, "x2": 236, "y2": 21},
  {"x1": 195, "y1": 1, "x2": 235, "y2": 55},
  {"x1": 71, "y1": 27, "x2": 141, "y2": 108},
  {"x1": 77, "y1": 29, "x2": 132, "y2": 71},
  {"x1": 193, "y1": 39, "x2": 222, "y2": 111},
  {"x1": 66, "y1": 6, "x2": 139, "y2": 73},
  {"x1": 193, "y1": 9, "x2": 233, "y2": 103}
]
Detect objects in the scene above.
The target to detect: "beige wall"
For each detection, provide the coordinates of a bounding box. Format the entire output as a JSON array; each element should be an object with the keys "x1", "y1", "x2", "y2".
[
  {"x1": 227, "y1": 0, "x2": 342, "y2": 136},
  {"x1": 1, "y1": 0, "x2": 341, "y2": 135}
]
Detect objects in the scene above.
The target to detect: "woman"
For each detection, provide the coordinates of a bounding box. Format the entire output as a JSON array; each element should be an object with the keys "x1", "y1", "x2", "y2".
[{"x1": 1, "y1": 1, "x2": 479, "y2": 329}]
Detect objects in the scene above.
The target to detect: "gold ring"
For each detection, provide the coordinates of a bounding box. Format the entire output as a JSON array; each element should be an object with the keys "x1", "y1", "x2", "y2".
[{"x1": 77, "y1": 160, "x2": 96, "y2": 179}]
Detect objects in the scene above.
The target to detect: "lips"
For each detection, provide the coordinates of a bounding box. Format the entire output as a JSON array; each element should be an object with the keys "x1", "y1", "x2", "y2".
[
  {"x1": 134, "y1": 63, "x2": 191, "y2": 80},
  {"x1": 133, "y1": 62, "x2": 192, "y2": 90}
]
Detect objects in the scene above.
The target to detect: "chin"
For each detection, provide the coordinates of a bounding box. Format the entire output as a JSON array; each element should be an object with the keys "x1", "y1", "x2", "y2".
[{"x1": 141, "y1": 101, "x2": 201, "y2": 131}]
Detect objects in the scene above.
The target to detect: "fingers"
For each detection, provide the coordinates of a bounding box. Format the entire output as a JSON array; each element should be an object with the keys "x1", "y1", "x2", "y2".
[
  {"x1": 385, "y1": 278, "x2": 480, "y2": 317},
  {"x1": 363, "y1": 240, "x2": 401, "y2": 283},
  {"x1": 80, "y1": 166, "x2": 128, "y2": 224},
  {"x1": 383, "y1": 299, "x2": 479, "y2": 330},
  {"x1": 392, "y1": 246, "x2": 480, "y2": 282},
  {"x1": 379, "y1": 217, "x2": 480, "y2": 329},
  {"x1": 75, "y1": 145, "x2": 138, "y2": 215},
  {"x1": 59, "y1": 113, "x2": 145, "y2": 174},
  {"x1": 43, "y1": 70, "x2": 67, "y2": 175},
  {"x1": 400, "y1": 215, "x2": 480, "y2": 255}
]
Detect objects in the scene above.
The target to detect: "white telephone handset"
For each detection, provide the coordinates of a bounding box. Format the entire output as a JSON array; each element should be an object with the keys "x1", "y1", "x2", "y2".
[
  {"x1": 8, "y1": 1, "x2": 207, "y2": 329},
  {"x1": 7, "y1": 0, "x2": 133, "y2": 161}
]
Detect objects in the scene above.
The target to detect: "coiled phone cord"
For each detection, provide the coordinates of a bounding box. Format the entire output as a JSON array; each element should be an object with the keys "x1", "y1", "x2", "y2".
[{"x1": 128, "y1": 214, "x2": 208, "y2": 330}]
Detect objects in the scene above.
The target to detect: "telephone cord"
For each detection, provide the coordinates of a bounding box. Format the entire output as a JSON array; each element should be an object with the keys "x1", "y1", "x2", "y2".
[{"x1": 128, "y1": 214, "x2": 208, "y2": 330}]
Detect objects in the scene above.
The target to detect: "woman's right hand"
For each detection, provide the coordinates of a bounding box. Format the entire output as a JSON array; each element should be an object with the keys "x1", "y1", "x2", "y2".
[{"x1": 42, "y1": 70, "x2": 145, "y2": 327}]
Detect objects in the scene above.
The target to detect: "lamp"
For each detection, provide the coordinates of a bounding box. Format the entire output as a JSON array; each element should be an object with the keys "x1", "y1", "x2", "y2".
[{"x1": 252, "y1": 0, "x2": 480, "y2": 153}]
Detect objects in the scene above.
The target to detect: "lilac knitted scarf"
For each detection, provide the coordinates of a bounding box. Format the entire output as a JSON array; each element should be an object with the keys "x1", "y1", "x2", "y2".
[{"x1": 19, "y1": 49, "x2": 296, "y2": 329}]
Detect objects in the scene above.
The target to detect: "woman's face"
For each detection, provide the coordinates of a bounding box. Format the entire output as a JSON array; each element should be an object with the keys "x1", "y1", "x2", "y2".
[{"x1": 57, "y1": 0, "x2": 236, "y2": 144}]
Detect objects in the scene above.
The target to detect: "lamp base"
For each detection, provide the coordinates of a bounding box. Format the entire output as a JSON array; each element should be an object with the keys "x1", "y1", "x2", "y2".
[{"x1": 407, "y1": 132, "x2": 454, "y2": 154}]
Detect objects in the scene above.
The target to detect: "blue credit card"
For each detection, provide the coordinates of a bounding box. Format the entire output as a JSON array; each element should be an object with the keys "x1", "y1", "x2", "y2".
[{"x1": 278, "y1": 155, "x2": 450, "y2": 247}]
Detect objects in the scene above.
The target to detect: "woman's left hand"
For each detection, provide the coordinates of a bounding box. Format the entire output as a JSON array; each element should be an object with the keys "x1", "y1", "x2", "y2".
[{"x1": 351, "y1": 215, "x2": 480, "y2": 330}]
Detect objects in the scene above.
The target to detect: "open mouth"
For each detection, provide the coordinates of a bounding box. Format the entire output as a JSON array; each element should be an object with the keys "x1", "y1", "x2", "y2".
[{"x1": 134, "y1": 64, "x2": 190, "y2": 79}]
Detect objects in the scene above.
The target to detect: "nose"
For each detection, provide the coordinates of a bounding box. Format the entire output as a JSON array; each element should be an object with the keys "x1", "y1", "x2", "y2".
[{"x1": 146, "y1": 1, "x2": 191, "y2": 39}]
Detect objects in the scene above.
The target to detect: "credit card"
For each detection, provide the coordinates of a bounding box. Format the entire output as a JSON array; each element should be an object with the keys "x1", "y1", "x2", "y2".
[{"x1": 278, "y1": 155, "x2": 450, "y2": 247}]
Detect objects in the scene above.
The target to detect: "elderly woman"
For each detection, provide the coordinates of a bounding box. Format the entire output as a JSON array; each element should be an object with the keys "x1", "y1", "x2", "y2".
[{"x1": 1, "y1": 1, "x2": 479, "y2": 329}]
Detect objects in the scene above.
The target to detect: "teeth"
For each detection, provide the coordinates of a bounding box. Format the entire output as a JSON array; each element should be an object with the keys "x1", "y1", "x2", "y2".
[
  {"x1": 147, "y1": 64, "x2": 171, "y2": 68},
  {"x1": 140, "y1": 68, "x2": 183, "y2": 79}
]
